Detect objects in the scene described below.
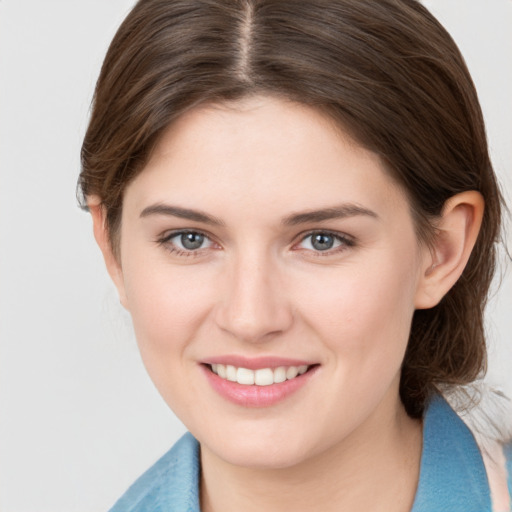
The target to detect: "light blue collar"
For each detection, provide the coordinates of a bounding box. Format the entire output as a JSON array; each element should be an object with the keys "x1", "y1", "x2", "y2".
[
  {"x1": 109, "y1": 432, "x2": 200, "y2": 511},
  {"x1": 411, "y1": 394, "x2": 491, "y2": 511},
  {"x1": 110, "y1": 394, "x2": 495, "y2": 511}
]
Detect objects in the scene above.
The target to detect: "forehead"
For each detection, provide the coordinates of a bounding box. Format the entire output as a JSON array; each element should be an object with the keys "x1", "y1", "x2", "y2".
[{"x1": 124, "y1": 95, "x2": 408, "y2": 221}]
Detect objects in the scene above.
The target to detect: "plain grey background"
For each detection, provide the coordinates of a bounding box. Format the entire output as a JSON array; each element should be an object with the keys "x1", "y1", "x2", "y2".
[{"x1": 0, "y1": 1, "x2": 510, "y2": 510}]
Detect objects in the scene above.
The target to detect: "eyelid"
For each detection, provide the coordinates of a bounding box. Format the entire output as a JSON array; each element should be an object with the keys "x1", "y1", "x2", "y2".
[
  {"x1": 158, "y1": 228, "x2": 213, "y2": 243},
  {"x1": 156, "y1": 228, "x2": 219, "y2": 256},
  {"x1": 293, "y1": 229, "x2": 355, "y2": 254}
]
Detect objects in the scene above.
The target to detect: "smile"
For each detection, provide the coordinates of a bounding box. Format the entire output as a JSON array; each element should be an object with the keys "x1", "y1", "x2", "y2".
[
  {"x1": 202, "y1": 360, "x2": 319, "y2": 407},
  {"x1": 210, "y1": 364, "x2": 309, "y2": 386}
]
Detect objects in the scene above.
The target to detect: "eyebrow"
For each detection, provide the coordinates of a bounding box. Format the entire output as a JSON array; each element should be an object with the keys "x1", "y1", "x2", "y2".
[
  {"x1": 281, "y1": 204, "x2": 379, "y2": 226},
  {"x1": 139, "y1": 202, "x2": 378, "y2": 226},
  {"x1": 140, "y1": 204, "x2": 226, "y2": 226}
]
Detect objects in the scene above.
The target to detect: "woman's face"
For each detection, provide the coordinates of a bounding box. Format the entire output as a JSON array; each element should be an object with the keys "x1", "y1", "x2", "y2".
[{"x1": 115, "y1": 95, "x2": 428, "y2": 468}]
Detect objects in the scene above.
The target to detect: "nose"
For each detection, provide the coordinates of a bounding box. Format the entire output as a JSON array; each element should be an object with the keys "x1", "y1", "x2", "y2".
[{"x1": 214, "y1": 251, "x2": 294, "y2": 343}]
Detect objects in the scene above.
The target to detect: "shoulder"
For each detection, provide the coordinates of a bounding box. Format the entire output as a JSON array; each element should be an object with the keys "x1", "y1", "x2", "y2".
[
  {"x1": 501, "y1": 442, "x2": 512, "y2": 510},
  {"x1": 108, "y1": 432, "x2": 201, "y2": 512},
  {"x1": 505, "y1": 443, "x2": 512, "y2": 493},
  {"x1": 444, "y1": 385, "x2": 512, "y2": 512},
  {"x1": 412, "y1": 389, "x2": 512, "y2": 512}
]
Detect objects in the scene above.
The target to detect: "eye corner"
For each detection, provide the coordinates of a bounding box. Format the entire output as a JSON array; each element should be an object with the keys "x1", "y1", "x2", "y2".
[
  {"x1": 292, "y1": 230, "x2": 356, "y2": 256},
  {"x1": 155, "y1": 229, "x2": 221, "y2": 257}
]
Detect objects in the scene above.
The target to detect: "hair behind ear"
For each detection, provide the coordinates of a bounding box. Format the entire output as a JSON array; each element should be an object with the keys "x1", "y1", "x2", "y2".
[{"x1": 402, "y1": 190, "x2": 491, "y2": 419}]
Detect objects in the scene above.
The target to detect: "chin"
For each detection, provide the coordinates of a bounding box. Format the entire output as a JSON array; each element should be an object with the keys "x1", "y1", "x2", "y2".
[
  {"x1": 217, "y1": 441, "x2": 311, "y2": 470},
  {"x1": 198, "y1": 423, "x2": 323, "y2": 470}
]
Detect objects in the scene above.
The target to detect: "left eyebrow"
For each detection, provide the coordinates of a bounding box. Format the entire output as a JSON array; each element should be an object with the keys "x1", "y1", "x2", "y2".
[
  {"x1": 281, "y1": 204, "x2": 379, "y2": 226},
  {"x1": 139, "y1": 203, "x2": 225, "y2": 226}
]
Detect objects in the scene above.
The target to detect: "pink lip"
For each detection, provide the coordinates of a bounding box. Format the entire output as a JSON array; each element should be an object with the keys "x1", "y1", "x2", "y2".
[
  {"x1": 203, "y1": 355, "x2": 314, "y2": 370},
  {"x1": 201, "y1": 363, "x2": 319, "y2": 408}
]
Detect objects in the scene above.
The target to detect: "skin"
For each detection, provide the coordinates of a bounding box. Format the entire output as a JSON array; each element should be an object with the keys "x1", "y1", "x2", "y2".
[{"x1": 90, "y1": 95, "x2": 484, "y2": 512}]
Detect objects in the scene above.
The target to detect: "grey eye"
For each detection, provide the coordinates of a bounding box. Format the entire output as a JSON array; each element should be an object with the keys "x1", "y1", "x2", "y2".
[
  {"x1": 297, "y1": 232, "x2": 347, "y2": 252},
  {"x1": 179, "y1": 232, "x2": 205, "y2": 250},
  {"x1": 161, "y1": 230, "x2": 215, "y2": 255},
  {"x1": 310, "y1": 233, "x2": 335, "y2": 251}
]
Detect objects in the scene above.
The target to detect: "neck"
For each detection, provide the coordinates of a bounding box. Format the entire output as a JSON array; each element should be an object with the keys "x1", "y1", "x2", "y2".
[{"x1": 200, "y1": 392, "x2": 422, "y2": 512}]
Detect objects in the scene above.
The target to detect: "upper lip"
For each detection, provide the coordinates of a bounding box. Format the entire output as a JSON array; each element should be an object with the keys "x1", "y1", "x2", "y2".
[{"x1": 202, "y1": 355, "x2": 316, "y2": 370}]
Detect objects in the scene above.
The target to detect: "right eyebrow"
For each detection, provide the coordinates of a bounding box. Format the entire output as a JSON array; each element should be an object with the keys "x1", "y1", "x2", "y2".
[
  {"x1": 139, "y1": 203, "x2": 226, "y2": 227},
  {"x1": 281, "y1": 203, "x2": 379, "y2": 226}
]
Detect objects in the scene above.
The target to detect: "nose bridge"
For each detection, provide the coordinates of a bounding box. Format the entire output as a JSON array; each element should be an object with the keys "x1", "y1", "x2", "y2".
[{"x1": 215, "y1": 246, "x2": 293, "y2": 342}]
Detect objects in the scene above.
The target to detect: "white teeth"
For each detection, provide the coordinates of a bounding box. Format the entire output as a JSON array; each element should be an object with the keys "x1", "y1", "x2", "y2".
[
  {"x1": 217, "y1": 364, "x2": 227, "y2": 379},
  {"x1": 237, "y1": 367, "x2": 255, "y2": 385},
  {"x1": 298, "y1": 365, "x2": 308, "y2": 375},
  {"x1": 274, "y1": 366, "x2": 287, "y2": 383},
  {"x1": 210, "y1": 364, "x2": 310, "y2": 386},
  {"x1": 286, "y1": 366, "x2": 299, "y2": 380},
  {"x1": 255, "y1": 368, "x2": 274, "y2": 386},
  {"x1": 226, "y1": 365, "x2": 237, "y2": 382}
]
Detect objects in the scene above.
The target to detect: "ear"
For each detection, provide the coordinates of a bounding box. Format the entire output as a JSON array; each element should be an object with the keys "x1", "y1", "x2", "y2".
[
  {"x1": 88, "y1": 196, "x2": 128, "y2": 309},
  {"x1": 415, "y1": 191, "x2": 484, "y2": 309}
]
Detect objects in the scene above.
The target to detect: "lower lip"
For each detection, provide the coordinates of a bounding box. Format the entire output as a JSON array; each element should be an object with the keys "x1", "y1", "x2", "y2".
[{"x1": 201, "y1": 365, "x2": 318, "y2": 408}]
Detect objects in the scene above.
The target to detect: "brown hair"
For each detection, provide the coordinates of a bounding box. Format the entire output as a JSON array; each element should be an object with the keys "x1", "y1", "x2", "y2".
[{"x1": 79, "y1": 0, "x2": 503, "y2": 418}]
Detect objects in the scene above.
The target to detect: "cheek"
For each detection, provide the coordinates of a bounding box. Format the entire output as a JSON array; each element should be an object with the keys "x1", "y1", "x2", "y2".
[
  {"x1": 120, "y1": 261, "x2": 219, "y2": 415},
  {"x1": 121, "y1": 253, "x2": 216, "y2": 357},
  {"x1": 294, "y1": 251, "x2": 420, "y2": 371}
]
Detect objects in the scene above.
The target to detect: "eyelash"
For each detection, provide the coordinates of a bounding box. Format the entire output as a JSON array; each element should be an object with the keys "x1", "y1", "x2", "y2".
[
  {"x1": 156, "y1": 229, "x2": 355, "y2": 258},
  {"x1": 156, "y1": 229, "x2": 216, "y2": 258},
  {"x1": 295, "y1": 230, "x2": 355, "y2": 257}
]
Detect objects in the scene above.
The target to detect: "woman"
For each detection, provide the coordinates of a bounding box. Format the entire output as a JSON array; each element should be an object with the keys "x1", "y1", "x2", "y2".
[{"x1": 78, "y1": 0, "x2": 511, "y2": 510}]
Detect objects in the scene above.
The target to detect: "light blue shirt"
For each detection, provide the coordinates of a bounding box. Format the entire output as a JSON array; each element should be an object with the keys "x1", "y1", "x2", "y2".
[{"x1": 110, "y1": 394, "x2": 511, "y2": 511}]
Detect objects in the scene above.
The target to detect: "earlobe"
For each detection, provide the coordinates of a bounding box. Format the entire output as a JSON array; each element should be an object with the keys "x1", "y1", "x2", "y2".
[
  {"x1": 415, "y1": 191, "x2": 484, "y2": 309},
  {"x1": 88, "y1": 197, "x2": 129, "y2": 309}
]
